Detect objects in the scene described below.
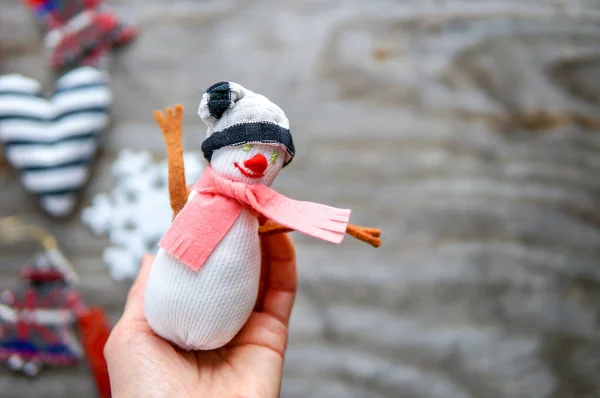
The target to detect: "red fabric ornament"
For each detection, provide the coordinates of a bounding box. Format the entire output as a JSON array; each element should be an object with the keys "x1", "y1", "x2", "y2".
[
  {"x1": 0, "y1": 259, "x2": 83, "y2": 376},
  {"x1": 0, "y1": 253, "x2": 112, "y2": 397}
]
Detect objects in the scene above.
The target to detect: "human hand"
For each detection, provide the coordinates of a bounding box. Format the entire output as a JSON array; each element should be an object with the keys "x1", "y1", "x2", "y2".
[{"x1": 104, "y1": 233, "x2": 297, "y2": 398}]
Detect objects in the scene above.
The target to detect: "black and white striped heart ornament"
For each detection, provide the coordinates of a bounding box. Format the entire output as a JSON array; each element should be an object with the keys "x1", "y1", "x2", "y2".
[{"x1": 0, "y1": 66, "x2": 111, "y2": 218}]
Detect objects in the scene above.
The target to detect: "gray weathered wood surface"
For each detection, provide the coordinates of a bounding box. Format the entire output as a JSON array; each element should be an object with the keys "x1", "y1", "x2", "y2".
[{"x1": 2, "y1": 0, "x2": 600, "y2": 397}]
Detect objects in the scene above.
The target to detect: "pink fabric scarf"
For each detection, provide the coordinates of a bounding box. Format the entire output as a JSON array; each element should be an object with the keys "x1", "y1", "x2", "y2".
[{"x1": 158, "y1": 166, "x2": 351, "y2": 271}]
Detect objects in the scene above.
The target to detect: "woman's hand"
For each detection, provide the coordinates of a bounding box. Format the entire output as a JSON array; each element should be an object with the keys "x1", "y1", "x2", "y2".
[{"x1": 104, "y1": 233, "x2": 297, "y2": 398}]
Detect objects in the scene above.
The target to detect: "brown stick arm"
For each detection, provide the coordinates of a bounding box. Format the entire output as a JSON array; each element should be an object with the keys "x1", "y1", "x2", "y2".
[
  {"x1": 154, "y1": 104, "x2": 188, "y2": 216},
  {"x1": 258, "y1": 220, "x2": 382, "y2": 248}
]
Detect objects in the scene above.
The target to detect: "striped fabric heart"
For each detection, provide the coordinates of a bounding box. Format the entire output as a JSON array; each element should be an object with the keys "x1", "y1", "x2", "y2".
[{"x1": 0, "y1": 67, "x2": 111, "y2": 218}]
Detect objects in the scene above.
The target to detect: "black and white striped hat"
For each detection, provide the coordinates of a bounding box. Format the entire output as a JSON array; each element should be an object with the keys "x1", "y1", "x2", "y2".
[{"x1": 198, "y1": 81, "x2": 295, "y2": 166}]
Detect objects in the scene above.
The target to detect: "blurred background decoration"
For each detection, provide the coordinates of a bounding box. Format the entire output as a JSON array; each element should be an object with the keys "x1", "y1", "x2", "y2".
[
  {"x1": 81, "y1": 149, "x2": 204, "y2": 281},
  {"x1": 2, "y1": 0, "x2": 600, "y2": 397},
  {"x1": 0, "y1": 216, "x2": 111, "y2": 397}
]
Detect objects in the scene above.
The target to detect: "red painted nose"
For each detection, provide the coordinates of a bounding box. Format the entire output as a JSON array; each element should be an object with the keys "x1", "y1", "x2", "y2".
[{"x1": 244, "y1": 154, "x2": 268, "y2": 174}]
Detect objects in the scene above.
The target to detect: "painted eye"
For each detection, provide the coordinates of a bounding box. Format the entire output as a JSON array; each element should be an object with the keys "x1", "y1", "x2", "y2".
[
  {"x1": 242, "y1": 144, "x2": 252, "y2": 152},
  {"x1": 270, "y1": 151, "x2": 279, "y2": 163}
]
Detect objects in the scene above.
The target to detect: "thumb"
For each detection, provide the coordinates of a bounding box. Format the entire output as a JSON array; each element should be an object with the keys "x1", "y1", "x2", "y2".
[{"x1": 120, "y1": 254, "x2": 154, "y2": 323}]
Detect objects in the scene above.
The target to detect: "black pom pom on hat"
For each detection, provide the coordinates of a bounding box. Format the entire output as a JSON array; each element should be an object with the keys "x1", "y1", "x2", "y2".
[{"x1": 205, "y1": 81, "x2": 232, "y2": 120}]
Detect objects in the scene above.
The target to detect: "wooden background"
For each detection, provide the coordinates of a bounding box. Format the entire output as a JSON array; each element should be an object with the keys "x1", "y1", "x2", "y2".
[{"x1": 2, "y1": 0, "x2": 600, "y2": 397}]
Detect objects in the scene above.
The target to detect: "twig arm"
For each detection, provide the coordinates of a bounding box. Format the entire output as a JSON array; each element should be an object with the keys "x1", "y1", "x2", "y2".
[
  {"x1": 154, "y1": 104, "x2": 187, "y2": 216},
  {"x1": 258, "y1": 220, "x2": 382, "y2": 247}
]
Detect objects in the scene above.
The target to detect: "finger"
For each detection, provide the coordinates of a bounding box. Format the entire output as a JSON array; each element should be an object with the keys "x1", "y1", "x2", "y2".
[
  {"x1": 259, "y1": 233, "x2": 297, "y2": 325},
  {"x1": 120, "y1": 254, "x2": 154, "y2": 323},
  {"x1": 165, "y1": 106, "x2": 173, "y2": 122}
]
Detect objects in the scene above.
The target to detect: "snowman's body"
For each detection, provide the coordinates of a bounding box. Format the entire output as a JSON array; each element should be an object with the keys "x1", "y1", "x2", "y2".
[{"x1": 145, "y1": 190, "x2": 261, "y2": 350}]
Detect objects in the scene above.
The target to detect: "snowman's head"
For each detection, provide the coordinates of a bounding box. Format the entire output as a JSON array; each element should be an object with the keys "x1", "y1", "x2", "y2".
[{"x1": 198, "y1": 82, "x2": 295, "y2": 186}]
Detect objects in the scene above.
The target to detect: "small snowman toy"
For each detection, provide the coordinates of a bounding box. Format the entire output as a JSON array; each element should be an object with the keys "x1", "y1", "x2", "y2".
[{"x1": 144, "y1": 81, "x2": 381, "y2": 350}]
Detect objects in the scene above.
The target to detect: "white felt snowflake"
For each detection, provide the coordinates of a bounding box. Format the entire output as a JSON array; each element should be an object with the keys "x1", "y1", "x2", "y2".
[{"x1": 81, "y1": 149, "x2": 204, "y2": 281}]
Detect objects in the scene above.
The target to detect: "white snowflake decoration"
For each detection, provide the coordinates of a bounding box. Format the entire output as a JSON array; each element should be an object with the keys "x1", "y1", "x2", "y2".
[{"x1": 81, "y1": 149, "x2": 204, "y2": 281}]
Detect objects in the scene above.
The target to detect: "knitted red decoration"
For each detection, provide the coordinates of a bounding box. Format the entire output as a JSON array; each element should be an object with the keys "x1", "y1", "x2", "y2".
[
  {"x1": 0, "y1": 252, "x2": 112, "y2": 397},
  {"x1": 0, "y1": 257, "x2": 83, "y2": 376},
  {"x1": 21, "y1": 0, "x2": 137, "y2": 70}
]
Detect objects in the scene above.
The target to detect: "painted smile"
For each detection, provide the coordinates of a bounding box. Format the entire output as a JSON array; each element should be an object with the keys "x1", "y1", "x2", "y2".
[{"x1": 234, "y1": 162, "x2": 265, "y2": 179}]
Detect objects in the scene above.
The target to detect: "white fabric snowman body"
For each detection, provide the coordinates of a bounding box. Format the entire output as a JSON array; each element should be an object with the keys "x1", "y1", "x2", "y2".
[{"x1": 144, "y1": 82, "x2": 293, "y2": 350}]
